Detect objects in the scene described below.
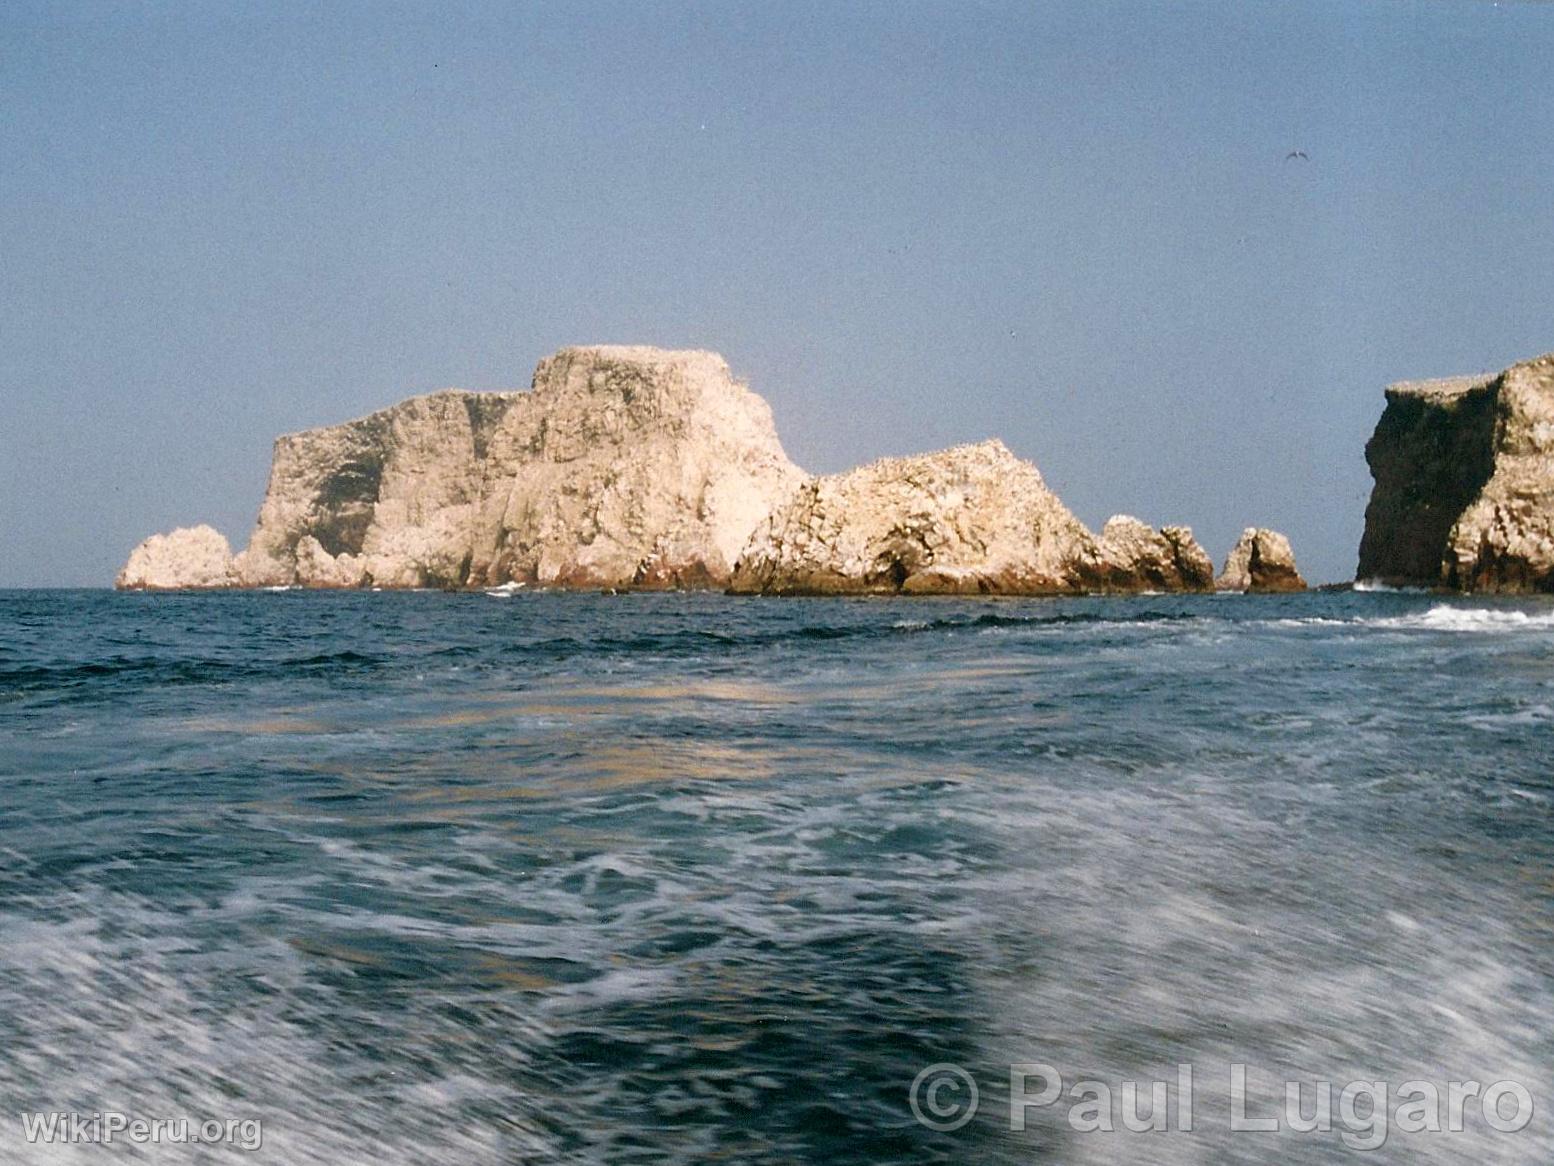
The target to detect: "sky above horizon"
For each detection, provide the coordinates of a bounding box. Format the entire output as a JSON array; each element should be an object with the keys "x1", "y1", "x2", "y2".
[{"x1": 4, "y1": 0, "x2": 1553, "y2": 587}]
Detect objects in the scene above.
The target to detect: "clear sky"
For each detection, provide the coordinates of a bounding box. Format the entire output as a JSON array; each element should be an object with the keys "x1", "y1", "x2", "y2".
[{"x1": 4, "y1": 1, "x2": 1552, "y2": 587}]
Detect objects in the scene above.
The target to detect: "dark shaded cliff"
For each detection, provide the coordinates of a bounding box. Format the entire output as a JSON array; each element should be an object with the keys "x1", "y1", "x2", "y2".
[
  {"x1": 1357, "y1": 354, "x2": 1554, "y2": 592},
  {"x1": 1357, "y1": 376, "x2": 1498, "y2": 586}
]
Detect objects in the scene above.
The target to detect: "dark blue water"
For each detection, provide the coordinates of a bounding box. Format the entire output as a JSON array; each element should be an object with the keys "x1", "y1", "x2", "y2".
[{"x1": 2, "y1": 590, "x2": 1551, "y2": 1163}]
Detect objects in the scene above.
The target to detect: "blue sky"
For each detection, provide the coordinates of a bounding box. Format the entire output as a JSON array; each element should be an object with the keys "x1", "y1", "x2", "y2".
[{"x1": 4, "y1": 0, "x2": 1552, "y2": 586}]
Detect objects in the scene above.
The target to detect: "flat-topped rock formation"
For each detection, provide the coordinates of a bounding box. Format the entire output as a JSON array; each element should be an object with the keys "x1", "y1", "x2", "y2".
[
  {"x1": 1217, "y1": 527, "x2": 1306, "y2": 592},
  {"x1": 1358, "y1": 352, "x2": 1554, "y2": 591},
  {"x1": 728, "y1": 441, "x2": 1216, "y2": 595},
  {"x1": 122, "y1": 347, "x2": 805, "y2": 591}
]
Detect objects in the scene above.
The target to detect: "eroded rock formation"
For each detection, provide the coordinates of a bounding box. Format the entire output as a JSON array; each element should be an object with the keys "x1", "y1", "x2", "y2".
[
  {"x1": 727, "y1": 441, "x2": 1215, "y2": 595},
  {"x1": 122, "y1": 346, "x2": 805, "y2": 591},
  {"x1": 1086, "y1": 516, "x2": 1217, "y2": 594},
  {"x1": 116, "y1": 525, "x2": 237, "y2": 590},
  {"x1": 728, "y1": 441, "x2": 1093, "y2": 595},
  {"x1": 1217, "y1": 528, "x2": 1306, "y2": 592},
  {"x1": 118, "y1": 343, "x2": 1295, "y2": 596},
  {"x1": 1358, "y1": 352, "x2": 1554, "y2": 591}
]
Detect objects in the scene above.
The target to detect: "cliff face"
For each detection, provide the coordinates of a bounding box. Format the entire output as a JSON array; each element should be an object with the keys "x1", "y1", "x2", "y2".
[
  {"x1": 231, "y1": 390, "x2": 517, "y2": 589},
  {"x1": 465, "y1": 347, "x2": 804, "y2": 589},
  {"x1": 727, "y1": 441, "x2": 1216, "y2": 596},
  {"x1": 1357, "y1": 375, "x2": 1500, "y2": 586},
  {"x1": 125, "y1": 347, "x2": 805, "y2": 591},
  {"x1": 1358, "y1": 353, "x2": 1554, "y2": 591}
]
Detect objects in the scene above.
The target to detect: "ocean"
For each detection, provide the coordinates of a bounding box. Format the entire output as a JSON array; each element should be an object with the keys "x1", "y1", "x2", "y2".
[{"x1": 1, "y1": 589, "x2": 1551, "y2": 1164}]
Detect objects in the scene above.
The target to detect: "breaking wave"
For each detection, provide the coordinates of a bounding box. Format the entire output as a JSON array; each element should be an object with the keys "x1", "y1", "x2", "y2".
[{"x1": 1372, "y1": 604, "x2": 1554, "y2": 633}]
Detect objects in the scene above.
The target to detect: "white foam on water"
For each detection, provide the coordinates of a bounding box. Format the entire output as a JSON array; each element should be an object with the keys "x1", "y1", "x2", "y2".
[
  {"x1": 0, "y1": 897, "x2": 560, "y2": 1165},
  {"x1": 1265, "y1": 606, "x2": 1554, "y2": 633},
  {"x1": 1372, "y1": 605, "x2": 1554, "y2": 633},
  {"x1": 967, "y1": 778, "x2": 1554, "y2": 1166},
  {"x1": 1353, "y1": 579, "x2": 1431, "y2": 593},
  {"x1": 539, "y1": 965, "x2": 683, "y2": 1014},
  {"x1": 483, "y1": 581, "x2": 527, "y2": 597},
  {"x1": 1464, "y1": 703, "x2": 1554, "y2": 730}
]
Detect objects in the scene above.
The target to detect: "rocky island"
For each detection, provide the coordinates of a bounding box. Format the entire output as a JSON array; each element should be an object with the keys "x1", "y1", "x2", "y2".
[
  {"x1": 120, "y1": 347, "x2": 803, "y2": 591},
  {"x1": 118, "y1": 344, "x2": 1304, "y2": 595},
  {"x1": 727, "y1": 441, "x2": 1221, "y2": 595},
  {"x1": 1358, "y1": 351, "x2": 1554, "y2": 592},
  {"x1": 1216, "y1": 528, "x2": 1307, "y2": 593}
]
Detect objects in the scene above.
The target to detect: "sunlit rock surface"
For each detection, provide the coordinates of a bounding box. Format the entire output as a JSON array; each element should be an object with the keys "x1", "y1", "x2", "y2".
[
  {"x1": 118, "y1": 344, "x2": 1304, "y2": 597},
  {"x1": 729, "y1": 441, "x2": 1214, "y2": 596},
  {"x1": 116, "y1": 525, "x2": 236, "y2": 591},
  {"x1": 1359, "y1": 352, "x2": 1554, "y2": 592},
  {"x1": 123, "y1": 347, "x2": 804, "y2": 591},
  {"x1": 1217, "y1": 527, "x2": 1307, "y2": 593},
  {"x1": 1085, "y1": 515, "x2": 1216, "y2": 594}
]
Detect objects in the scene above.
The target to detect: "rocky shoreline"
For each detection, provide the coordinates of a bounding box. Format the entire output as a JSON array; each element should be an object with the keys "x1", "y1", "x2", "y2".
[{"x1": 120, "y1": 344, "x2": 1315, "y2": 595}]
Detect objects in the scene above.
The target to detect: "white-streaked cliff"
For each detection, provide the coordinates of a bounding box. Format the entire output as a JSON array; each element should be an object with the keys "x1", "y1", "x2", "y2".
[{"x1": 121, "y1": 346, "x2": 805, "y2": 591}]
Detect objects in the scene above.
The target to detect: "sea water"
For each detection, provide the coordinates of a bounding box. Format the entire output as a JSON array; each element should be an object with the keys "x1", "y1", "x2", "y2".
[{"x1": 1, "y1": 590, "x2": 1551, "y2": 1163}]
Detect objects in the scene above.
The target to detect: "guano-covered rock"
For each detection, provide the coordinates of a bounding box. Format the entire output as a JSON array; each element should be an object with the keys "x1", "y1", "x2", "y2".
[
  {"x1": 116, "y1": 525, "x2": 237, "y2": 591},
  {"x1": 126, "y1": 346, "x2": 805, "y2": 591},
  {"x1": 728, "y1": 442, "x2": 1216, "y2": 596}
]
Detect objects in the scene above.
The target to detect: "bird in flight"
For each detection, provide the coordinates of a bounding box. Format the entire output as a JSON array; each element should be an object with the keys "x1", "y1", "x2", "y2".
[{"x1": 1285, "y1": 150, "x2": 1309, "y2": 161}]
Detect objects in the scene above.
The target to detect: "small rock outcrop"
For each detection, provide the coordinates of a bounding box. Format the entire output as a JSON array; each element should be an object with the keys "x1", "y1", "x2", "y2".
[
  {"x1": 728, "y1": 442, "x2": 1214, "y2": 596},
  {"x1": 1217, "y1": 528, "x2": 1306, "y2": 592},
  {"x1": 128, "y1": 347, "x2": 805, "y2": 591},
  {"x1": 1358, "y1": 352, "x2": 1554, "y2": 591},
  {"x1": 1085, "y1": 516, "x2": 1216, "y2": 593},
  {"x1": 116, "y1": 525, "x2": 236, "y2": 591}
]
